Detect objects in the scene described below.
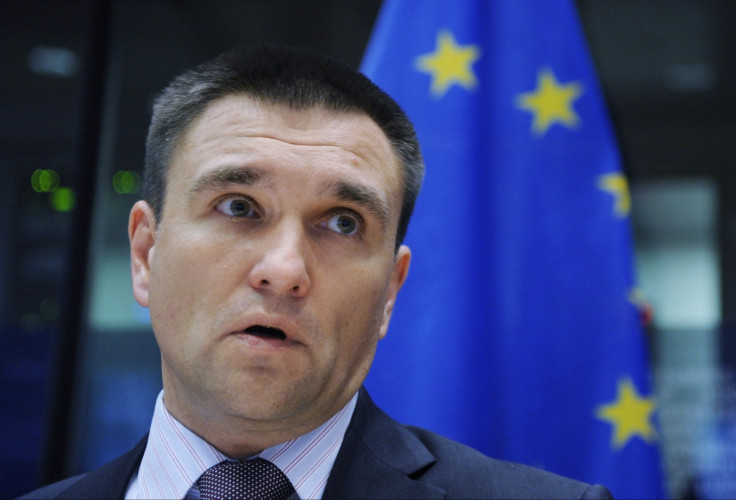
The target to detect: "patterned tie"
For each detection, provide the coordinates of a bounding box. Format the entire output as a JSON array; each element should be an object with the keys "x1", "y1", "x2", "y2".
[{"x1": 196, "y1": 458, "x2": 296, "y2": 500}]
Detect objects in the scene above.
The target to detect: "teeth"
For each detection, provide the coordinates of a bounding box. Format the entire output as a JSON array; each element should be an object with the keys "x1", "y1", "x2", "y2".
[{"x1": 245, "y1": 325, "x2": 286, "y2": 339}]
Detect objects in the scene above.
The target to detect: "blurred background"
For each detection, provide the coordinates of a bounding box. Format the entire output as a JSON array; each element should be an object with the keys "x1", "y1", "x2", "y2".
[{"x1": 2, "y1": 0, "x2": 735, "y2": 498}]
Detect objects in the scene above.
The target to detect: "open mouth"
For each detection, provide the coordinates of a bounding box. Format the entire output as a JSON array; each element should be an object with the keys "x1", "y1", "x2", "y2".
[{"x1": 244, "y1": 325, "x2": 287, "y2": 340}]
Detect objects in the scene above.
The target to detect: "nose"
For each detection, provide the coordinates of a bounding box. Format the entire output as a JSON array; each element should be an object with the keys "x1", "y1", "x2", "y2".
[{"x1": 248, "y1": 221, "x2": 311, "y2": 298}]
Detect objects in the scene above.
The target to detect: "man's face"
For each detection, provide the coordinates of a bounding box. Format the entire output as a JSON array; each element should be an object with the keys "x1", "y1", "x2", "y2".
[{"x1": 129, "y1": 95, "x2": 410, "y2": 455}]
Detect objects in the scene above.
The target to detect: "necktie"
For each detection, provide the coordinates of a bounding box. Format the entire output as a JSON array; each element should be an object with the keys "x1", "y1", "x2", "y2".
[{"x1": 196, "y1": 458, "x2": 296, "y2": 500}]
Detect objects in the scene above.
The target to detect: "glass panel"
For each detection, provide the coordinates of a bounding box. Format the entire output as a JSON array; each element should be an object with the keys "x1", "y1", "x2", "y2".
[
  {"x1": 0, "y1": 1, "x2": 87, "y2": 496},
  {"x1": 633, "y1": 179, "x2": 722, "y2": 497}
]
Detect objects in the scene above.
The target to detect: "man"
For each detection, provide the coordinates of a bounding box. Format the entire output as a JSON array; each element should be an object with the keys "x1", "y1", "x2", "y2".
[{"x1": 22, "y1": 46, "x2": 612, "y2": 499}]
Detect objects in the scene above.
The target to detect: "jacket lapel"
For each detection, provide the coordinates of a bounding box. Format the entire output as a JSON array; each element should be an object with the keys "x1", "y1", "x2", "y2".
[{"x1": 322, "y1": 388, "x2": 446, "y2": 499}]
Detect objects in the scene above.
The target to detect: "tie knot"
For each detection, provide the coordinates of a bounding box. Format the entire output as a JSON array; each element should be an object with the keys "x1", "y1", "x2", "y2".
[{"x1": 197, "y1": 458, "x2": 295, "y2": 500}]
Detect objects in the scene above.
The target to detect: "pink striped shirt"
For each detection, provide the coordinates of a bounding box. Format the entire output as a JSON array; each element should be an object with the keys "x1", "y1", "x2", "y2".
[{"x1": 125, "y1": 390, "x2": 357, "y2": 500}]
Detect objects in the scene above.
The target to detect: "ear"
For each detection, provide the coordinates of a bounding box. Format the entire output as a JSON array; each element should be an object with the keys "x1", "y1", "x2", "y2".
[
  {"x1": 129, "y1": 200, "x2": 157, "y2": 308},
  {"x1": 378, "y1": 244, "x2": 412, "y2": 340}
]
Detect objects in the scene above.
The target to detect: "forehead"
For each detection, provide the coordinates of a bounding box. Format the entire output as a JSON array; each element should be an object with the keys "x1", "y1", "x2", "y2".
[{"x1": 172, "y1": 95, "x2": 401, "y2": 182}]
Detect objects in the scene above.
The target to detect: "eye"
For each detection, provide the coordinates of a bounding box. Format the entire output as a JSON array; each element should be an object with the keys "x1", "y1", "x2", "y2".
[
  {"x1": 216, "y1": 196, "x2": 258, "y2": 218},
  {"x1": 324, "y1": 212, "x2": 362, "y2": 236}
]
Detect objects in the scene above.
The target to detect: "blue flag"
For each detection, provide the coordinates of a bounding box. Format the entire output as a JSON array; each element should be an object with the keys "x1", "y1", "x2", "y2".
[{"x1": 361, "y1": 1, "x2": 664, "y2": 498}]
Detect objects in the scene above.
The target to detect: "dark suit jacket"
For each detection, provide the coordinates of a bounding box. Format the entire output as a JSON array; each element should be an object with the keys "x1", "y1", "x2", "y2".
[{"x1": 20, "y1": 389, "x2": 612, "y2": 499}]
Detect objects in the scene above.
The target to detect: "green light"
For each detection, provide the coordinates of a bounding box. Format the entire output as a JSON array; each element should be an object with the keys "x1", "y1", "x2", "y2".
[
  {"x1": 113, "y1": 170, "x2": 142, "y2": 194},
  {"x1": 31, "y1": 169, "x2": 60, "y2": 193},
  {"x1": 50, "y1": 187, "x2": 76, "y2": 212}
]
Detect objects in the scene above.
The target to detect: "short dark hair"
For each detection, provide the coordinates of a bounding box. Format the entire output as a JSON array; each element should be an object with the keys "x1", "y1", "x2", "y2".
[{"x1": 144, "y1": 45, "x2": 424, "y2": 250}]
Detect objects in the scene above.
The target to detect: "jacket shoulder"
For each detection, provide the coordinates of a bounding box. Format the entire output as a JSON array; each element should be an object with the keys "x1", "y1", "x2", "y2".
[
  {"x1": 18, "y1": 475, "x2": 85, "y2": 500},
  {"x1": 327, "y1": 389, "x2": 611, "y2": 499},
  {"x1": 407, "y1": 425, "x2": 612, "y2": 499},
  {"x1": 18, "y1": 436, "x2": 147, "y2": 500}
]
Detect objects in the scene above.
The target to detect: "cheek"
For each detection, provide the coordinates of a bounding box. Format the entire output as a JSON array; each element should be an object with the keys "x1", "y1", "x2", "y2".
[
  {"x1": 149, "y1": 261, "x2": 193, "y2": 319},
  {"x1": 148, "y1": 240, "x2": 214, "y2": 338},
  {"x1": 329, "y1": 272, "x2": 391, "y2": 353},
  {"x1": 151, "y1": 230, "x2": 229, "y2": 296}
]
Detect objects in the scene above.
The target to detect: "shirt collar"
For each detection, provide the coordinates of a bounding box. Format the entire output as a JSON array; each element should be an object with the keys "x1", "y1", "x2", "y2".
[{"x1": 131, "y1": 390, "x2": 357, "y2": 500}]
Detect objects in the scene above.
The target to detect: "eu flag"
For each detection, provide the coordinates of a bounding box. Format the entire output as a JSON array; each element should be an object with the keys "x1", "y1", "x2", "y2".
[{"x1": 361, "y1": 1, "x2": 665, "y2": 498}]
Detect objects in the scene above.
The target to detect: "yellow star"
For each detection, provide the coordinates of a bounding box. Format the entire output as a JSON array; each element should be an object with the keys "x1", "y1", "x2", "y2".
[
  {"x1": 516, "y1": 68, "x2": 583, "y2": 136},
  {"x1": 415, "y1": 30, "x2": 481, "y2": 97},
  {"x1": 596, "y1": 378, "x2": 657, "y2": 449},
  {"x1": 598, "y1": 173, "x2": 631, "y2": 218}
]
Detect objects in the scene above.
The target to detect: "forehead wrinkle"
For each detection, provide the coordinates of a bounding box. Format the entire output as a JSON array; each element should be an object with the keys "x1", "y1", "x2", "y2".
[
  {"x1": 188, "y1": 166, "x2": 270, "y2": 197},
  {"x1": 328, "y1": 180, "x2": 390, "y2": 228}
]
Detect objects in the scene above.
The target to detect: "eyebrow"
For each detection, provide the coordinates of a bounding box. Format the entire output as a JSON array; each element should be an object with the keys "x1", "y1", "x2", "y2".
[
  {"x1": 188, "y1": 166, "x2": 267, "y2": 196},
  {"x1": 331, "y1": 181, "x2": 390, "y2": 228}
]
